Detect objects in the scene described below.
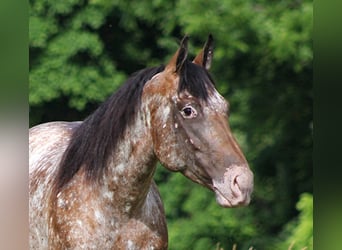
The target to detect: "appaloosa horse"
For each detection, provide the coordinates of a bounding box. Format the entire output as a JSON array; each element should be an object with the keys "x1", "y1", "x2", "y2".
[{"x1": 29, "y1": 35, "x2": 253, "y2": 249}]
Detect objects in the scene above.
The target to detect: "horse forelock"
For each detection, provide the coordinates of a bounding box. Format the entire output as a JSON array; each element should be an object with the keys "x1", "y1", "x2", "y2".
[
  {"x1": 178, "y1": 60, "x2": 216, "y2": 102},
  {"x1": 52, "y1": 65, "x2": 165, "y2": 193}
]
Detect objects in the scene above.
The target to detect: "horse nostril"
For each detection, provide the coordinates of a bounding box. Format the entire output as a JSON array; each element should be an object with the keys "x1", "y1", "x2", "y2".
[
  {"x1": 231, "y1": 174, "x2": 242, "y2": 197},
  {"x1": 231, "y1": 170, "x2": 253, "y2": 199}
]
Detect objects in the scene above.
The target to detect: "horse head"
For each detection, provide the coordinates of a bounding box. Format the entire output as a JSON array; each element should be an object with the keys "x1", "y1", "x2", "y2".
[{"x1": 143, "y1": 35, "x2": 253, "y2": 208}]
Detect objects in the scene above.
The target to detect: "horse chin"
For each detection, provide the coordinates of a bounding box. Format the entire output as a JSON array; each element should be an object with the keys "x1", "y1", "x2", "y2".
[
  {"x1": 214, "y1": 190, "x2": 234, "y2": 208},
  {"x1": 213, "y1": 188, "x2": 250, "y2": 208}
]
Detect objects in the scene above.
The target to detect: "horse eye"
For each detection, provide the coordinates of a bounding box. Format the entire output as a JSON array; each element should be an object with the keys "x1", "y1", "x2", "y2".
[{"x1": 181, "y1": 106, "x2": 197, "y2": 118}]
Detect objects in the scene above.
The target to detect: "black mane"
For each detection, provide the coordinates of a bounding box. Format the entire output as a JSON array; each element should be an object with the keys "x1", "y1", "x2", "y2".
[{"x1": 54, "y1": 61, "x2": 215, "y2": 192}]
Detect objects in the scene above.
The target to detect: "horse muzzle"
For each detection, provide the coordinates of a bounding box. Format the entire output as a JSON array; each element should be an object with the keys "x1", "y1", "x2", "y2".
[{"x1": 212, "y1": 164, "x2": 254, "y2": 208}]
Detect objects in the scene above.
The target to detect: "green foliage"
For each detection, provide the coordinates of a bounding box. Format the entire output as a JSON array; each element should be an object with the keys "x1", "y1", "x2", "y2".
[
  {"x1": 274, "y1": 193, "x2": 313, "y2": 250},
  {"x1": 29, "y1": 0, "x2": 125, "y2": 124},
  {"x1": 30, "y1": 0, "x2": 312, "y2": 249}
]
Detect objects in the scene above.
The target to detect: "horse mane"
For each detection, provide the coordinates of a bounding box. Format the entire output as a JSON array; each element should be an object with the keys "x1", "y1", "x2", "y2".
[{"x1": 53, "y1": 60, "x2": 216, "y2": 193}]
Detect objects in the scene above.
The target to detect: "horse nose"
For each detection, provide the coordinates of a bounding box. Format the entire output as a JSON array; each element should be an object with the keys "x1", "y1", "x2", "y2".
[
  {"x1": 212, "y1": 164, "x2": 254, "y2": 208},
  {"x1": 230, "y1": 168, "x2": 254, "y2": 205}
]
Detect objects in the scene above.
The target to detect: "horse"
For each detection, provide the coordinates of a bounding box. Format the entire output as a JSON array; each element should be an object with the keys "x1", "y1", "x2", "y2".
[{"x1": 29, "y1": 35, "x2": 254, "y2": 249}]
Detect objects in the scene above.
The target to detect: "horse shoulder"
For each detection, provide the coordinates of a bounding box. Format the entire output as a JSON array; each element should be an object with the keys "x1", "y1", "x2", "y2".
[{"x1": 115, "y1": 181, "x2": 168, "y2": 249}]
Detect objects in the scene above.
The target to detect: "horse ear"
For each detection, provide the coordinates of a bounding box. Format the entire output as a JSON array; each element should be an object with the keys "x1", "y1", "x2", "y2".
[
  {"x1": 166, "y1": 35, "x2": 189, "y2": 73},
  {"x1": 193, "y1": 34, "x2": 214, "y2": 70}
]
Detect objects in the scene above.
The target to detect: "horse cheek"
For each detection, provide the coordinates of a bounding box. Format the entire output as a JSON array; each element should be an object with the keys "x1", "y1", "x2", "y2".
[{"x1": 151, "y1": 117, "x2": 186, "y2": 172}]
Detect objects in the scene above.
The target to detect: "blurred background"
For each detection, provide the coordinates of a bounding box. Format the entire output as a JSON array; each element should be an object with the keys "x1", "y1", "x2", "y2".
[{"x1": 29, "y1": 0, "x2": 312, "y2": 249}]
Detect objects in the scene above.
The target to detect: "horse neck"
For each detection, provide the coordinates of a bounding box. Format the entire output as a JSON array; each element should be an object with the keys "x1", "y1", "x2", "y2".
[{"x1": 102, "y1": 106, "x2": 157, "y2": 215}]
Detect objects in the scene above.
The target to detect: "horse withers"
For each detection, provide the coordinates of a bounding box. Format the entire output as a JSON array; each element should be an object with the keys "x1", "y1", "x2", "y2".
[{"x1": 29, "y1": 35, "x2": 253, "y2": 249}]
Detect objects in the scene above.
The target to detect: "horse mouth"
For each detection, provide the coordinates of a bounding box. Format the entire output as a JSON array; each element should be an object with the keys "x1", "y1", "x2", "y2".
[
  {"x1": 212, "y1": 187, "x2": 233, "y2": 207},
  {"x1": 196, "y1": 181, "x2": 244, "y2": 208},
  {"x1": 211, "y1": 185, "x2": 252, "y2": 208}
]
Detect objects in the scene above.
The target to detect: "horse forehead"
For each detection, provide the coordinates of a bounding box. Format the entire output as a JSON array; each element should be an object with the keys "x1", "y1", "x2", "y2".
[
  {"x1": 143, "y1": 72, "x2": 178, "y2": 96},
  {"x1": 145, "y1": 72, "x2": 228, "y2": 113},
  {"x1": 201, "y1": 89, "x2": 228, "y2": 114}
]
